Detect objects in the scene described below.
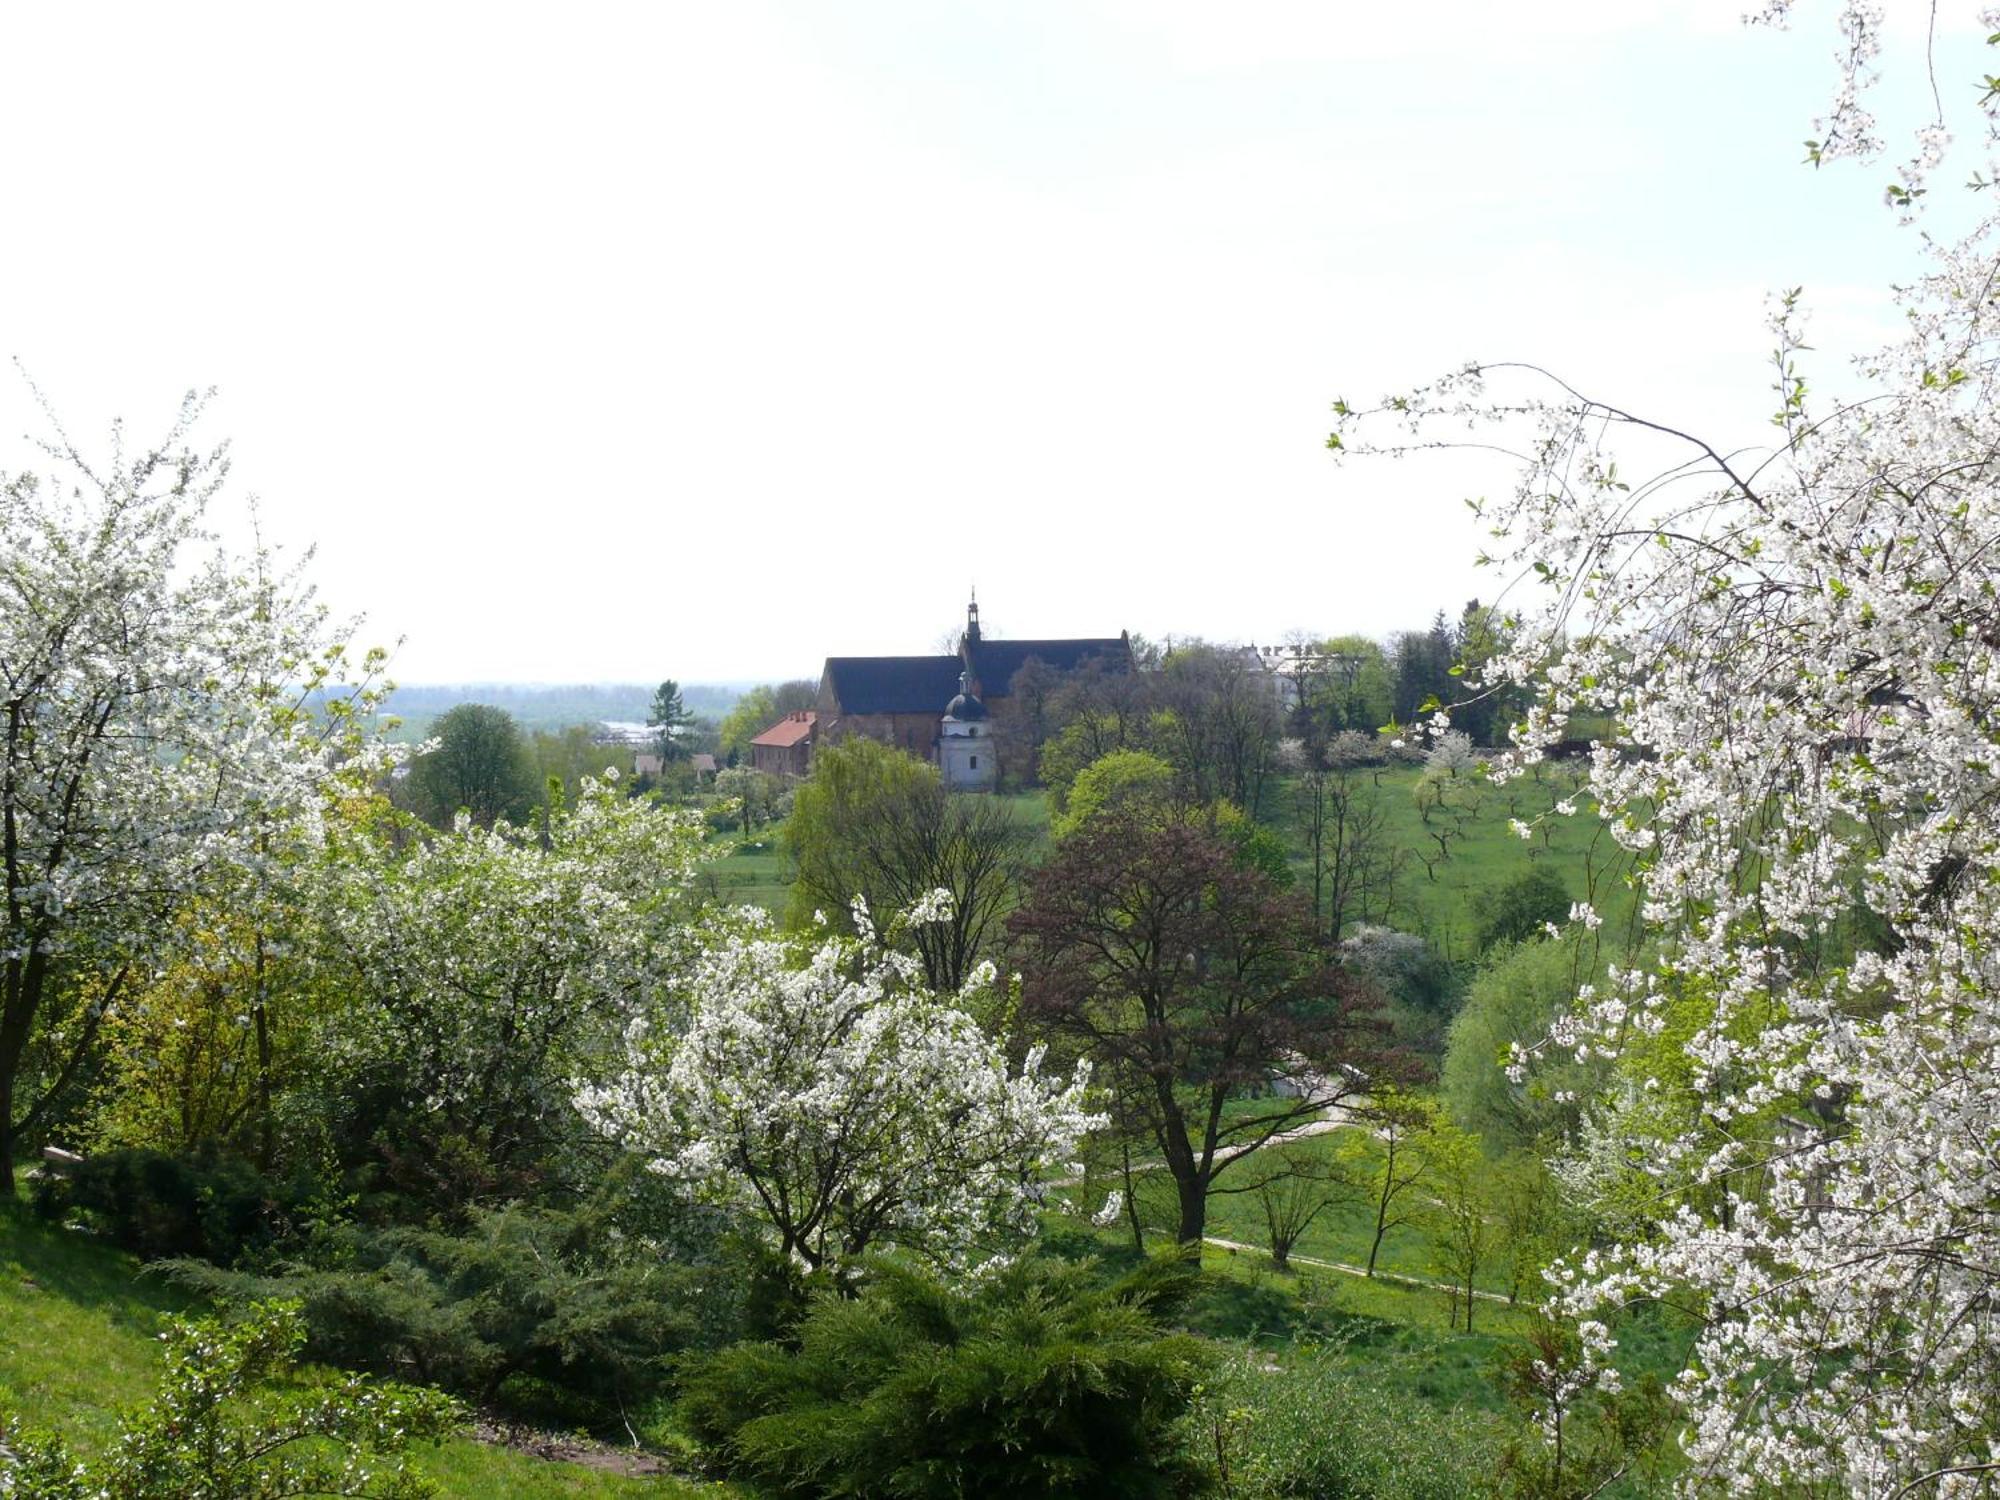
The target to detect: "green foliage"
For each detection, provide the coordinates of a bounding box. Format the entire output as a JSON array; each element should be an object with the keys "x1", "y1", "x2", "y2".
[
  {"x1": 1339, "y1": 927, "x2": 1463, "y2": 1041},
  {"x1": 525, "y1": 725, "x2": 627, "y2": 809},
  {"x1": 0, "y1": 1202, "x2": 723, "y2": 1497},
  {"x1": 1441, "y1": 940, "x2": 1606, "y2": 1154},
  {"x1": 1038, "y1": 711, "x2": 1150, "y2": 809},
  {"x1": 165, "y1": 1194, "x2": 733, "y2": 1425},
  {"x1": 717, "y1": 687, "x2": 779, "y2": 764},
  {"x1": 31, "y1": 1147, "x2": 319, "y2": 1266},
  {"x1": 1493, "y1": 1311, "x2": 1678, "y2": 1498},
  {"x1": 405, "y1": 703, "x2": 539, "y2": 829},
  {"x1": 1197, "y1": 1344, "x2": 1502, "y2": 1499},
  {"x1": 784, "y1": 738, "x2": 936, "y2": 928},
  {"x1": 1051, "y1": 750, "x2": 1178, "y2": 838},
  {"x1": 2, "y1": 1300, "x2": 460, "y2": 1499},
  {"x1": 1471, "y1": 865, "x2": 1571, "y2": 952},
  {"x1": 712, "y1": 766, "x2": 781, "y2": 835},
  {"x1": 679, "y1": 1252, "x2": 1212, "y2": 1499},
  {"x1": 783, "y1": 739, "x2": 1027, "y2": 992}
]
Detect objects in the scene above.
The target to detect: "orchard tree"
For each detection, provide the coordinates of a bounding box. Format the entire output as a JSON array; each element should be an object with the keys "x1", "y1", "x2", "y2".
[
  {"x1": 577, "y1": 894, "x2": 1101, "y2": 1270},
  {"x1": 0, "y1": 395, "x2": 390, "y2": 1192},
  {"x1": 1338, "y1": 1088, "x2": 1444, "y2": 1280},
  {"x1": 312, "y1": 778, "x2": 707, "y2": 1210},
  {"x1": 1010, "y1": 814, "x2": 1396, "y2": 1245},
  {"x1": 1424, "y1": 1119, "x2": 1496, "y2": 1333},
  {"x1": 1331, "y1": 8, "x2": 2000, "y2": 1489}
]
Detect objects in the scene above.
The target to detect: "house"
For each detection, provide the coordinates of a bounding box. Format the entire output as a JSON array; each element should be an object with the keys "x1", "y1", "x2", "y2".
[
  {"x1": 750, "y1": 711, "x2": 816, "y2": 779},
  {"x1": 633, "y1": 750, "x2": 719, "y2": 782},
  {"x1": 809, "y1": 597, "x2": 1131, "y2": 790}
]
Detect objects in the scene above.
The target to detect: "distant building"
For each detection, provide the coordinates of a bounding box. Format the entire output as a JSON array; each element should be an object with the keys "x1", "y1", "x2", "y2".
[
  {"x1": 807, "y1": 596, "x2": 1130, "y2": 790},
  {"x1": 750, "y1": 711, "x2": 816, "y2": 779},
  {"x1": 633, "y1": 750, "x2": 719, "y2": 781},
  {"x1": 937, "y1": 670, "x2": 995, "y2": 792}
]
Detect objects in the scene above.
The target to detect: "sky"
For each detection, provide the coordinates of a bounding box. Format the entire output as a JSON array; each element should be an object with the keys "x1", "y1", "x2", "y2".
[{"x1": 0, "y1": 1, "x2": 1977, "y2": 684}]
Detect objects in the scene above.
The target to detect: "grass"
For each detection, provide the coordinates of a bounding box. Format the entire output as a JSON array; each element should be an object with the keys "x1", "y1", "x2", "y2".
[
  {"x1": 698, "y1": 830, "x2": 793, "y2": 913},
  {"x1": 1276, "y1": 760, "x2": 1642, "y2": 963},
  {"x1": 0, "y1": 1200, "x2": 734, "y2": 1498}
]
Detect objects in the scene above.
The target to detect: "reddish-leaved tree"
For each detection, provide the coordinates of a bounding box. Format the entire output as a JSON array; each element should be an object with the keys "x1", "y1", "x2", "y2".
[{"x1": 1010, "y1": 814, "x2": 1405, "y2": 1245}]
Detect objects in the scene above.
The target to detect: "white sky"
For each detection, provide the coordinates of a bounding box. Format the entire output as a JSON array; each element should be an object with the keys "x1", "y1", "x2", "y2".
[{"x1": 0, "y1": 1, "x2": 1972, "y2": 683}]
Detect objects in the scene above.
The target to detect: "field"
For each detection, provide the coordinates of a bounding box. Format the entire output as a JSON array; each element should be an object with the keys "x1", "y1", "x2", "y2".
[
  {"x1": 1319, "y1": 760, "x2": 1639, "y2": 962},
  {"x1": 698, "y1": 765, "x2": 1630, "y2": 955}
]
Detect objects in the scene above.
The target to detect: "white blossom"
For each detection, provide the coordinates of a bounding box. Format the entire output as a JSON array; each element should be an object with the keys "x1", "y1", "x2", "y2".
[
  {"x1": 1329, "y1": 10, "x2": 2000, "y2": 1489},
  {"x1": 577, "y1": 892, "x2": 1103, "y2": 1269}
]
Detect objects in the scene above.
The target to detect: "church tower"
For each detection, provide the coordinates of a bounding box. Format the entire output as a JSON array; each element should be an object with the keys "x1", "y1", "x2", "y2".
[{"x1": 938, "y1": 667, "x2": 996, "y2": 793}]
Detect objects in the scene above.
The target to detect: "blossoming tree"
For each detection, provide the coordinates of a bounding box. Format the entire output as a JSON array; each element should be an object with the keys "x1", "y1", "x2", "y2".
[
  {"x1": 1330, "y1": 7, "x2": 2000, "y2": 1490},
  {"x1": 0, "y1": 393, "x2": 390, "y2": 1192},
  {"x1": 313, "y1": 776, "x2": 708, "y2": 1208},
  {"x1": 577, "y1": 893, "x2": 1102, "y2": 1270}
]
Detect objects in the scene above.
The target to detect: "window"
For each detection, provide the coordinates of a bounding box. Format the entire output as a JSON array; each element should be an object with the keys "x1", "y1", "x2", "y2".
[{"x1": 970, "y1": 755, "x2": 978, "y2": 770}]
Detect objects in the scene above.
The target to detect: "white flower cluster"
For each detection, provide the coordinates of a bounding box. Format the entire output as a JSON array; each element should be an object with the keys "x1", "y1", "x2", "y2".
[
  {"x1": 576, "y1": 890, "x2": 1103, "y2": 1270},
  {"x1": 316, "y1": 777, "x2": 710, "y2": 1135}
]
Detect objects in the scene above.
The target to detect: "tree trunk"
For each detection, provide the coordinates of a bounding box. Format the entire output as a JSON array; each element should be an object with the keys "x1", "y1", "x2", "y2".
[
  {"x1": 254, "y1": 930, "x2": 273, "y2": 1171},
  {"x1": 1119, "y1": 1135, "x2": 1144, "y2": 1253},
  {"x1": 1175, "y1": 1172, "x2": 1207, "y2": 1246}
]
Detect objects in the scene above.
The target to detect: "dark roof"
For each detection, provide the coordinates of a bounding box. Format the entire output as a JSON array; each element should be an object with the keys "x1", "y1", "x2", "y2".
[
  {"x1": 970, "y1": 638, "x2": 1131, "y2": 690},
  {"x1": 944, "y1": 691, "x2": 987, "y2": 721},
  {"x1": 822, "y1": 656, "x2": 964, "y2": 716}
]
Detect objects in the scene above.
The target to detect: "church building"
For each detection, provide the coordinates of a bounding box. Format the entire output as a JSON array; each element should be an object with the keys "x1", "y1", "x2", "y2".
[{"x1": 806, "y1": 597, "x2": 1132, "y2": 790}]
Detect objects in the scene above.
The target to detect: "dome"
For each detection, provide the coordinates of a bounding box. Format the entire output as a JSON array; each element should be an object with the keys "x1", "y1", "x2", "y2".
[
  {"x1": 944, "y1": 690, "x2": 988, "y2": 722},
  {"x1": 943, "y1": 669, "x2": 988, "y2": 721}
]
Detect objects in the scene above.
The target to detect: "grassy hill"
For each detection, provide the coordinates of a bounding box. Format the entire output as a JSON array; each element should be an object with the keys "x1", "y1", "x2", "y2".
[
  {"x1": 0, "y1": 1201, "x2": 733, "y2": 1498},
  {"x1": 1343, "y1": 760, "x2": 1640, "y2": 961}
]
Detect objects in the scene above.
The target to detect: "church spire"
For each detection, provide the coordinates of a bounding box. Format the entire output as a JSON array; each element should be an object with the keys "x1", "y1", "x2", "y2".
[{"x1": 965, "y1": 587, "x2": 982, "y2": 645}]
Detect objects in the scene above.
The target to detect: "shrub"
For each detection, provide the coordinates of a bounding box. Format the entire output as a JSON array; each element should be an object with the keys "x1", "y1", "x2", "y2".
[
  {"x1": 1198, "y1": 1344, "x2": 1504, "y2": 1499},
  {"x1": 166, "y1": 1195, "x2": 734, "y2": 1427},
  {"x1": 1441, "y1": 938, "x2": 1606, "y2": 1153},
  {"x1": 679, "y1": 1251, "x2": 1213, "y2": 1498},
  {"x1": 1471, "y1": 866, "x2": 1570, "y2": 952},
  {"x1": 31, "y1": 1146, "x2": 317, "y2": 1264}
]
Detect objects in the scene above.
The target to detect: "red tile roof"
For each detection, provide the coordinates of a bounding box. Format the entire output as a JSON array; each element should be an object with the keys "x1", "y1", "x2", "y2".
[{"x1": 750, "y1": 711, "x2": 816, "y2": 749}]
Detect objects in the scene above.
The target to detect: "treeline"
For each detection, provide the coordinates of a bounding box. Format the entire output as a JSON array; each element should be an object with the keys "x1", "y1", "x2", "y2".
[{"x1": 373, "y1": 680, "x2": 749, "y2": 739}]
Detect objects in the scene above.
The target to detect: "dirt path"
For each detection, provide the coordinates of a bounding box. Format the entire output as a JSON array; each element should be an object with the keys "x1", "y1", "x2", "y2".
[
  {"x1": 471, "y1": 1420, "x2": 686, "y2": 1480},
  {"x1": 1201, "y1": 1234, "x2": 1512, "y2": 1304}
]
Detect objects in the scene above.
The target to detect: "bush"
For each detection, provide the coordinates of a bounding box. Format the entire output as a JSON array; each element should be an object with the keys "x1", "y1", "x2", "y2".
[
  {"x1": 1441, "y1": 938, "x2": 1606, "y2": 1153},
  {"x1": 1471, "y1": 866, "x2": 1570, "y2": 952},
  {"x1": 31, "y1": 1146, "x2": 317, "y2": 1264},
  {"x1": 1199, "y1": 1345, "x2": 1504, "y2": 1499},
  {"x1": 680, "y1": 1251, "x2": 1213, "y2": 1498},
  {"x1": 165, "y1": 1193, "x2": 736, "y2": 1428}
]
